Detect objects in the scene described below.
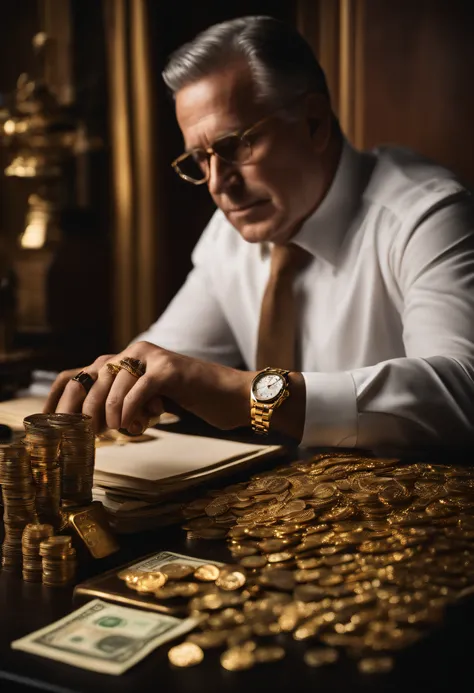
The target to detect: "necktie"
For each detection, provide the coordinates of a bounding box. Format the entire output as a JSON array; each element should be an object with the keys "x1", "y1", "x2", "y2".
[{"x1": 256, "y1": 243, "x2": 311, "y2": 371}]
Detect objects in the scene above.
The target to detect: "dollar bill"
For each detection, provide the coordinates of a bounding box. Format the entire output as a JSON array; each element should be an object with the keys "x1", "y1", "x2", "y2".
[
  {"x1": 11, "y1": 599, "x2": 198, "y2": 675},
  {"x1": 129, "y1": 550, "x2": 224, "y2": 573}
]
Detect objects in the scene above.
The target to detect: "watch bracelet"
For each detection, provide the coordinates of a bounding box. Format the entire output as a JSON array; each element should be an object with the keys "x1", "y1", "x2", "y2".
[{"x1": 250, "y1": 402, "x2": 273, "y2": 434}]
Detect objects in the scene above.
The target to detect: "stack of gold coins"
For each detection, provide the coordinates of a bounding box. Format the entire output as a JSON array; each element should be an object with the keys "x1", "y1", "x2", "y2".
[
  {"x1": 23, "y1": 416, "x2": 62, "y2": 528},
  {"x1": 40, "y1": 535, "x2": 77, "y2": 586},
  {"x1": 21, "y1": 523, "x2": 54, "y2": 582},
  {"x1": 0, "y1": 443, "x2": 37, "y2": 571},
  {"x1": 46, "y1": 413, "x2": 95, "y2": 507}
]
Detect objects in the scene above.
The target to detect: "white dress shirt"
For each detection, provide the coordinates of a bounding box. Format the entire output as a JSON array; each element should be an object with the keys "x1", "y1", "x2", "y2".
[{"x1": 138, "y1": 141, "x2": 474, "y2": 451}]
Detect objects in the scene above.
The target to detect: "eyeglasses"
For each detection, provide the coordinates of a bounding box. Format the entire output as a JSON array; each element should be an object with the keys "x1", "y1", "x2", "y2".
[{"x1": 171, "y1": 112, "x2": 275, "y2": 185}]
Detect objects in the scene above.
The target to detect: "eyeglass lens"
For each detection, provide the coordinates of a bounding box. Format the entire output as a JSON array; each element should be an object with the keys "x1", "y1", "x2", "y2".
[{"x1": 176, "y1": 134, "x2": 252, "y2": 182}]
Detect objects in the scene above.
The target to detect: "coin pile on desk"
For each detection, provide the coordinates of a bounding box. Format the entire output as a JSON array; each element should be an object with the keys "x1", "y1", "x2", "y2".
[
  {"x1": 120, "y1": 453, "x2": 474, "y2": 673},
  {"x1": 23, "y1": 420, "x2": 62, "y2": 527},
  {"x1": 40, "y1": 536, "x2": 77, "y2": 586},
  {"x1": 0, "y1": 443, "x2": 38, "y2": 571},
  {"x1": 24, "y1": 413, "x2": 95, "y2": 507},
  {"x1": 0, "y1": 413, "x2": 97, "y2": 584},
  {"x1": 22, "y1": 523, "x2": 54, "y2": 582}
]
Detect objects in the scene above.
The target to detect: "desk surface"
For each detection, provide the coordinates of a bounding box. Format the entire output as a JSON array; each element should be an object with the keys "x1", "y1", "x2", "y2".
[
  {"x1": 0, "y1": 419, "x2": 473, "y2": 693},
  {"x1": 1, "y1": 520, "x2": 473, "y2": 693}
]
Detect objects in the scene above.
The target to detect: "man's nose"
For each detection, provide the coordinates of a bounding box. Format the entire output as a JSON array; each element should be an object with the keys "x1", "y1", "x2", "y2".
[{"x1": 207, "y1": 154, "x2": 239, "y2": 196}]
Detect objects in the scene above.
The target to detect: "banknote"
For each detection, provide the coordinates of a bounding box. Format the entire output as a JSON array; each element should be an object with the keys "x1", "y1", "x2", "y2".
[
  {"x1": 11, "y1": 599, "x2": 198, "y2": 675},
  {"x1": 128, "y1": 550, "x2": 224, "y2": 573}
]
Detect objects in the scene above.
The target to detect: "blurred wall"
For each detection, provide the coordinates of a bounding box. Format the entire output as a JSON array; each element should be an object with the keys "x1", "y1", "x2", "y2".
[
  {"x1": 1, "y1": 0, "x2": 473, "y2": 367},
  {"x1": 308, "y1": 0, "x2": 474, "y2": 186},
  {"x1": 0, "y1": 0, "x2": 111, "y2": 369}
]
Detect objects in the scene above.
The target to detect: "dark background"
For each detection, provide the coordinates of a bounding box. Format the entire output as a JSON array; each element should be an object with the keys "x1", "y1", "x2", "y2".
[{"x1": 0, "y1": 0, "x2": 473, "y2": 371}]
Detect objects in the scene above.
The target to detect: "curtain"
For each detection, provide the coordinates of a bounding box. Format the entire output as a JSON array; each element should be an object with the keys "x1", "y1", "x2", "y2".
[{"x1": 103, "y1": 0, "x2": 162, "y2": 349}]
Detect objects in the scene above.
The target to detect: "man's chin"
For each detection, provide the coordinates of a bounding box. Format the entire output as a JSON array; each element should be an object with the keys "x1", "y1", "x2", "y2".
[{"x1": 230, "y1": 218, "x2": 281, "y2": 244}]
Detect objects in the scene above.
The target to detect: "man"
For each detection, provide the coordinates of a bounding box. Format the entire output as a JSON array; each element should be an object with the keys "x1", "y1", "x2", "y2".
[{"x1": 46, "y1": 16, "x2": 474, "y2": 452}]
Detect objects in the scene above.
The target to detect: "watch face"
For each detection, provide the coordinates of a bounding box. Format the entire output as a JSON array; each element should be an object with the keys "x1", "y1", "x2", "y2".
[{"x1": 253, "y1": 373, "x2": 285, "y2": 402}]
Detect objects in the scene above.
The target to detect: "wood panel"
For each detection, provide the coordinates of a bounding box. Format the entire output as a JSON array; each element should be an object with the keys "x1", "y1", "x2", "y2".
[
  {"x1": 361, "y1": 0, "x2": 474, "y2": 185},
  {"x1": 300, "y1": 0, "x2": 474, "y2": 184}
]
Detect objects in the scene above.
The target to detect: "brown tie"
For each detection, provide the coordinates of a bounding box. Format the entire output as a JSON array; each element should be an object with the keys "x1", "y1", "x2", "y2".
[{"x1": 256, "y1": 243, "x2": 311, "y2": 371}]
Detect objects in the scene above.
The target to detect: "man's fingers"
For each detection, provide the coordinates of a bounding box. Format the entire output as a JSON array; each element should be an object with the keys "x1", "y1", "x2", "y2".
[
  {"x1": 121, "y1": 376, "x2": 159, "y2": 432},
  {"x1": 43, "y1": 355, "x2": 115, "y2": 415},
  {"x1": 147, "y1": 396, "x2": 164, "y2": 418},
  {"x1": 43, "y1": 369, "x2": 82, "y2": 413},
  {"x1": 82, "y1": 362, "x2": 122, "y2": 433},
  {"x1": 104, "y1": 369, "x2": 139, "y2": 431}
]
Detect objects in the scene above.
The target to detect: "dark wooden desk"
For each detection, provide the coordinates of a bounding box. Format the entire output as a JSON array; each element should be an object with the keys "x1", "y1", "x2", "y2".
[
  {"x1": 0, "y1": 420, "x2": 472, "y2": 693},
  {"x1": 1, "y1": 525, "x2": 473, "y2": 693}
]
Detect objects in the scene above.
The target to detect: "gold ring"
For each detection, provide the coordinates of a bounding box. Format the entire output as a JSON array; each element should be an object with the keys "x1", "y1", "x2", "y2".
[
  {"x1": 118, "y1": 359, "x2": 144, "y2": 379},
  {"x1": 120, "y1": 357, "x2": 146, "y2": 377},
  {"x1": 106, "y1": 362, "x2": 122, "y2": 377}
]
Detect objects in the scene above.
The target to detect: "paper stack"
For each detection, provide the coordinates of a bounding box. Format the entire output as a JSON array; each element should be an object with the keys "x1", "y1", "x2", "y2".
[
  {"x1": 93, "y1": 428, "x2": 283, "y2": 532},
  {"x1": 0, "y1": 396, "x2": 284, "y2": 533}
]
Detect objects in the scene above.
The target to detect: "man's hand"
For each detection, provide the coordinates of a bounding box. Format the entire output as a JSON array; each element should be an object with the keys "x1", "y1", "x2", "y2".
[
  {"x1": 43, "y1": 355, "x2": 116, "y2": 416},
  {"x1": 48, "y1": 343, "x2": 255, "y2": 435},
  {"x1": 45, "y1": 341, "x2": 306, "y2": 442}
]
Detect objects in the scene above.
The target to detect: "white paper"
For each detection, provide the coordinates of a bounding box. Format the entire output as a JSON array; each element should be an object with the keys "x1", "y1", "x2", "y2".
[
  {"x1": 94, "y1": 428, "x2": 280, "y2": 483},
  {"x1": 0, "y1": 396, "x2": 47, "y2": 430}
]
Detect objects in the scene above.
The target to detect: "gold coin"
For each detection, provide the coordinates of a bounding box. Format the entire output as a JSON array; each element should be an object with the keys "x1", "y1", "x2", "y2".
[
  {"x1": 216, "y1": 567, "x2": 246, "y2": 591},
  {"x1": 134, "y1": 572, "x2": 167, "y2": 592},
  {"x1": 121, "y1": 570, "x2": 144, "y2": 585},
  {"x1": 220, "y1": 646, "x2": 255, "y2": 671},
  {"x1": 161, "y1": 563, "x2": 196, "y2": 580},
  {"x1": 266, "y1": 551, "x2": 293, "y2": 563},
  {"x1": 230, "y1": 545, "x2": 259, "y2": 557},
  {"x1": 193, "y1": 564, "x2": 220, "y2": 582},
  {"x1": 257, "y1": 538, "x2": 292, "y2": 552},
  {"x1": 239, "y1": 555, "x2": 268, "y2": 569},
  {"x1": 155, "y1": 582, "x2": 200, "y2": 599},
  {"x1": 168, "y1": 642, "x2": 204, "y2": 667}
]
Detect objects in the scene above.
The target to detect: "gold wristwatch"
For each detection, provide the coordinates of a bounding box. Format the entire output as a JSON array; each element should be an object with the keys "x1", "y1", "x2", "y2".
[{"x1": 250, "y1": 367, "x2": 290, "y2": 435}]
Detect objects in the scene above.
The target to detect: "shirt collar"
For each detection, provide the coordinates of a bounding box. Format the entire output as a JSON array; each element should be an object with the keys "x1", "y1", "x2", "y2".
[{"x1": 290, "y1": 139, "x2": 374, "y2": 265}]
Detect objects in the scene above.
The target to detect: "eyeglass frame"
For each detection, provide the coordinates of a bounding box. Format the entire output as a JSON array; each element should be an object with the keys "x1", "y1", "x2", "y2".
[{"x1": 170, "y1": 110, "x2": 280, "y2": 185}]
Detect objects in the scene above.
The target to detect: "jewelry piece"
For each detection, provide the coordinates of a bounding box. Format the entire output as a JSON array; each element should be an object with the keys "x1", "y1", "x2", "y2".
[
  {"x1": 250, "y1": 367, "x2": 290, "y2": 434},
  {"x1": 71, "y1": 371, "x2": 95, "y2": 394},
  {"x1": 106, "y1": 362, "x2": 122, "y2": 377},
  {"x1": 120, "y1": 357, "x2": 146, "y2": 377},
  {"x1": 119, "y1": 357, "x2": 145, "y2": 379}
]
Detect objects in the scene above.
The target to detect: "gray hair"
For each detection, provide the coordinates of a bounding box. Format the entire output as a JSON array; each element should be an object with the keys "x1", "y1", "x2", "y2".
[{"x1": 162, "y1": 16, "x2": 331, "y2": 113}]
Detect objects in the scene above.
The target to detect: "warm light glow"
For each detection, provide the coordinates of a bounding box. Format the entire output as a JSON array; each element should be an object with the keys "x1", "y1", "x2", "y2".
[
  {"x1": 3, "y1": 119, "x2": 16, "y2": 135},
  {"x1": 20, "y1": 221, "x2": 47, "y2": 249}
]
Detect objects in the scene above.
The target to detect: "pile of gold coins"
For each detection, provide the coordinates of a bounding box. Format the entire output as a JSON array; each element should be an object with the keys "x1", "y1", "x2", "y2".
[
  {"x1": 22, "y1": 523, "x2": 54, "y2": 582},
  {"x1": 0, "y1": 443, "x2": 38, "y2": 571},
  {"x1": 40, "y1": 536, "x2": 77, "y2": 587},
  {"x1": 0, "y1": 412, "x2": 96, "y2": 585},
  {"x1": 24, "y1": 413, "x2": 95, "y2": 507},
  {"x1": 23, "y1": 419, "x2": 62, "y2": 528},
  {"x1": 121, "y1": 453, "x2": 474, "y2": 673}
]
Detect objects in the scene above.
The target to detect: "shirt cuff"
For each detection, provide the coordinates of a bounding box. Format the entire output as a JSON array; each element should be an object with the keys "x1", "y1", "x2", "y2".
[{"x1": 300, "y1": 372, "x2": 358, "y2": 448}]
